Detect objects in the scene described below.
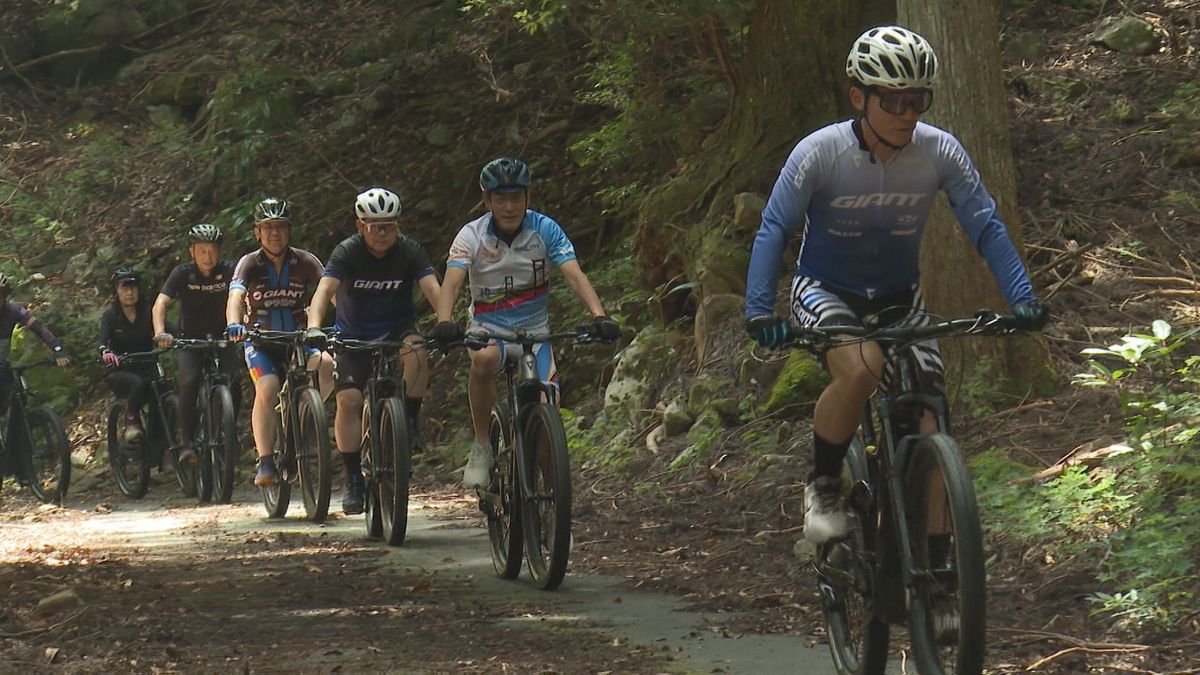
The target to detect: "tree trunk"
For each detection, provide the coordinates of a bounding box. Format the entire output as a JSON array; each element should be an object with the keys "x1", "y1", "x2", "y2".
[
  {"x1": 900, "y1": 1, "x2": 1056, "y2": 397},
  {"x1": 634, "y1": 0, "x2": 890, "y2": 322}
]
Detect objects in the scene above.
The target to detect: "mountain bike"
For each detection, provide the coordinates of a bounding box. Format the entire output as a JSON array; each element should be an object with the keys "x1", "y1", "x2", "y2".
[
  {"x1": 459, "y1": 325, "x2": 606, "y2": 591},
  {"x1": 173, "y1": 338, "x2": 239, "y2": 504},
  {"x1": 790, "y1": 310, "x2": 1028, "y2": 675},
  {"x1": 331, "y1": 334, "x2": 414, "y2": 545},
  {"x1": 104, "y1": 350, "x2": 186, "y2": 499},
  {"x1": 247, "y1": 329, "x2": 331, "y2": 522},
  {"x1": 0, "y1": 359, "x2": 71, "y2": 504}
]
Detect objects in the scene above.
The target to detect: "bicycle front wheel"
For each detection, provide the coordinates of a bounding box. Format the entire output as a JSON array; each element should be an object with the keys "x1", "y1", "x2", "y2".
[
  {"x1": 107, "y1": 402, "x2": 150, "y2": 499},
  {"x1": 361, "y1": 400, "x2": 383, "y2": 538},
  {"x1": 209, "y1": 385, "x2": 238, "y2": 504},
  {"x1": 904, "y1": 433, "x2": 986, "y2": 675},
  {"x1": 296, "y1": 386, "x2": 331, "y2": 523},
  {"x1": 24, "y1": 405, "x2": 70, "y2": 504},
  {"x1": 486, "y1": 404, "x2": 522, "y2": 579},
  {"x1": 377, "y1": 397, "x2": 411, "y2": 546},
  {"x1": 194, "y1": 394, "x2": 213, "y2": 503},
  {"x1": 519, "y1": 403, "x2": 571, "y2": 590},
  {"x1": 822, "y1": 436, "x2": 889, "y2": 675},
  {"x1": 261, "y1": 414, "x2": 290, "y2": 518}
]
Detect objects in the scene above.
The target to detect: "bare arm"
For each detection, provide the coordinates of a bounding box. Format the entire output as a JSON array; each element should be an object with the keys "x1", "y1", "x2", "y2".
[
  {"x1": 417, "y1": 274, "x2": 441, "y2": 310},
  {"x1": 152, "y1": 293, "x2": 173, "y2": 335},
  {"x1": 226, "y1": 288, "x2": 246, "y2": 326},
  {"x1": 558, "y1": 260, "x2": 606, "y2": 318},
  {"x1": 436, "y1": 266, "x2": 467, "y2": 323},
  {"x1": 307, "y1": 277, "x2": 340, "y2": 329}
]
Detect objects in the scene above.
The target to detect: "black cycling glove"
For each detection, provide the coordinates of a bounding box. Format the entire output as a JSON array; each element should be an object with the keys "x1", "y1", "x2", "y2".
[
  {"x1": 745, "y1": 315, "x2": 791, "y2": 349},
  {"x1": 302, "y1": 327, "x2": 328, "y2": 350},
  {"x1": 1012, "y1": 300, "x2": 1049, "y2": 331},
  {"x1": 590, "y1": 315, "x2": 621, "y2": 342},
  {"x1": 429, "y1": 321, "x2": 465, "y2": 345}
]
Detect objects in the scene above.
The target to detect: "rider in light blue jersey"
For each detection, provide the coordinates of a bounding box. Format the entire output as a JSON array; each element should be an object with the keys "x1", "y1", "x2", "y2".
[{"x1": 744, "y1": 26, "x2": 1048, "y2": 546}]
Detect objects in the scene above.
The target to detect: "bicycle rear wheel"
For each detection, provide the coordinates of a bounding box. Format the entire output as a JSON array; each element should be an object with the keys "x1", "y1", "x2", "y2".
[
  {"x1": 821, "y1": 437, "x2": 889, "y2": 675},
  {"x1": 296, "y1": 386, "x2": 331, "y2": 523},
  {"x1": 107, "y1": 402, "x2": 150, "y2": 499},
  {"x1": 904, "y1": 433, "x2": 986, "y2": 675},
  {"x1": 519, "y1": 403, "x2": 571, "y2": 590},
  {"x1": 160, "y1": 394, "x2": 198, "y2": 498},
  {"x1": 377, "y1": 397, "x2": 411, "y2": 546},
  {"x1": 485, "y1": 404, "x2": 522, "y2": 579},
  {"x1": 261, "y1": 414, "x2": 290, "y2": 518},
  {"x1": 24, "y1": 405, "x2": 70, "y2": 504},
  {"x1": 210, "y1": 385, "x2": 238, "y2": 504},
  {"x1": 361, "y1": 400, "x2": 383, "y2": 538}
]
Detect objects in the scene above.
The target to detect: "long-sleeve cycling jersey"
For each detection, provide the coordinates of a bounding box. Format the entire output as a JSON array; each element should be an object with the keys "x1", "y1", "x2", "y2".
[
  {"x1": 1, "y1": 302, "x2": 62, "y2": 364},
  {"x1": 745, "y1": 119, "x2": 1035, "y2": 318}
]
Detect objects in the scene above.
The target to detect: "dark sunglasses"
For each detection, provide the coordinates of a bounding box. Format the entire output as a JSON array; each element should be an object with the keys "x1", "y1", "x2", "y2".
[{"x1": 869, "y1": 88, "x2": 934, "y2": 115}]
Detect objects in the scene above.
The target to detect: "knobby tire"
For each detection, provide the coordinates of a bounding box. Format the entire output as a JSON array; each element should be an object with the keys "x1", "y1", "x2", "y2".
[
  {"x1": 904, "y1": 433, "x2": 987, "y2": 675},
  {"x1": 296, "y1": 386, "x2": 331, "y2": 523},
  {"x1": 24, "y1": 405, "x2": 70, "y2": 504},
  {"x1": 378, "y1": 398, "x2": 411, "y2": 546},
  {"x1": 107, "y1": 402, "x2": 150, "y2": 499},
  {"x1": 486, "y1": 404, "x2": 522, "y2": 579},
  {"x1": 519, "y1": 403, "x2": 571, "y2": 590}
]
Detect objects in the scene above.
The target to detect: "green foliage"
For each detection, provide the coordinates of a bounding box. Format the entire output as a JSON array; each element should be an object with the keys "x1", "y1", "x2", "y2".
[
  {"x1": 562, "y1": 408, "x2": 636, "y2": 469},
  {"x1": 977, "y1": 321, "x2": 1200, "y2": 631},
  {"x1": 464, "y1": 0, "x2": 752, "y2": 217}
]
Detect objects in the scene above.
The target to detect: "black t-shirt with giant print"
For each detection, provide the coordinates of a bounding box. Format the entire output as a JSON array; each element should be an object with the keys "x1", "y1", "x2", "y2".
[{"x1": 323, "y1": 234, "x2": 435, "y2": 338}]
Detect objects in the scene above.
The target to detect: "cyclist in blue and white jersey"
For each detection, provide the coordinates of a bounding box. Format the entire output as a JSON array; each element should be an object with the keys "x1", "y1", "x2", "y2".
[
  {"x1": 744, "y1": 26, "x2": 1048, "y2": 544},
  {"x1": 304, "y1": 188, "x2": 441, "y2": 515},
  {"x1": 430, "y1": 157, "x2": 619, "y2": 489},
  {"x1": 226, "y1": 198, "x2": 335, "y2": 487}
]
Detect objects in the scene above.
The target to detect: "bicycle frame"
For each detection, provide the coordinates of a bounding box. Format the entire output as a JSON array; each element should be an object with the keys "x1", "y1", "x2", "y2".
[{"x1": 0, "y1": 360, "x2": 49, "y2": 478}]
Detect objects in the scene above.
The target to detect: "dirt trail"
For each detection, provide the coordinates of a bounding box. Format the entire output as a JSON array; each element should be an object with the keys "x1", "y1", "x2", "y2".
[{"x1": 0, "y1": 480, "x2": 842, "y2": 674}]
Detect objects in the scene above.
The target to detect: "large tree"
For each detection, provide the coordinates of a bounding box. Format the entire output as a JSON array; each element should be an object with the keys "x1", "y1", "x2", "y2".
[
  {"x1": 901, "y1": 0, "x2": 1055, "y2": 393},
  {"x1": 634, "y1": 0, "x2": 889, "y2": 320}
]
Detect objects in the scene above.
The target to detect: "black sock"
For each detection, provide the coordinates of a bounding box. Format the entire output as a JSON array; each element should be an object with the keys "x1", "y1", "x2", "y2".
[
  {"x1": 341, "y1": 452, "x2": 362, "y2": 479},
  {"x1": 812, "y1": 431, "x2": 852, "y2": 479},
  {"x1": 405, "y1": 396, "x2": 422, "y2": 427}
]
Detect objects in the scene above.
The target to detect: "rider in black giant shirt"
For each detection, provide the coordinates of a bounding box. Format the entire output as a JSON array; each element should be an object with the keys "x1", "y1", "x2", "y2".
[
  {"x1": 305, "y1": 187, "x2": 440, "y2": 515},
  {"x1": 152, "y1": 223, "x2": 244, "y2": 466},
  {"x1": 98, "y1": 267, "x2": 159, "y2": 443}
]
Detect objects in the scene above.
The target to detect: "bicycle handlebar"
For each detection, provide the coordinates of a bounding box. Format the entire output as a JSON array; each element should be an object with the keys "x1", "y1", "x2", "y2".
[
  {"x1": 785, "y1": 310, "x2": 1023, "y2": 351},
  {"x1": 246, "y1": 328, "x2": 308, "y2": 345},
  {"x1": 329, "y1": 335, "x2": 424, "y2": 352},
  {"x1": 171, "y1": 337, "x2": 232, "y2": 350},
  {"x1": 6, "y1": 357, "x2": 61, "y2": 373},
  {"x1": 432, "y1": 325, "x2": 603, "y2": 352}
]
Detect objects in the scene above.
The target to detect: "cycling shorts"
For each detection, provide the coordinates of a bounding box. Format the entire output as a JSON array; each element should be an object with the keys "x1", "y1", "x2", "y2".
[
  {"x1": 244, "y1": 341, "x2": 317, "y2": 383},
  {"x1": 790, "y1": 276, "x2": 944, "y2": 396},
  {"x1": 333, "y1": 325, "x2": 419, "y2": 393}
]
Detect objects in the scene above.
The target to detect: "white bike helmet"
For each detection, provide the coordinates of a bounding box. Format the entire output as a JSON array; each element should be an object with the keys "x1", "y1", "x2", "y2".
[
  {"x1": 354, "y1": 188, "x2": 402, "y2": 219},
  {"x1": 846, "y1": 26, "x2": 938, "y2": 90},
  {"x1": 188, "y1": 222, "x2": 223, "y2": 244}
]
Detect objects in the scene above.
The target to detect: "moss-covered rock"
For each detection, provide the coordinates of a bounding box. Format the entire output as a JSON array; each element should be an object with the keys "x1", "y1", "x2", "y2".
[
  {"x1": 1090, "y1": 16, "x2": 1160, "y2": 56},
  {"x1": 603, "y1": 325, "x2": 685, "y2": 424},
  {"x1": 662, "y1": 396, "x2": 694, "y2": 437},
  {"x1": 764, "y1": 350, "x2": 828, "y2": 414}
]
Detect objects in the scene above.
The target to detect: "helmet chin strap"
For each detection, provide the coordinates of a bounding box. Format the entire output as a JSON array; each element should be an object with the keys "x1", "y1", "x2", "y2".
[{"x1": 861, "y1": 110, "x2": 907, "y2": 164}]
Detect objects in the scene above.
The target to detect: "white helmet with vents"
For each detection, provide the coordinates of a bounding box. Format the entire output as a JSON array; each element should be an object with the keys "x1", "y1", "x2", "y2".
[
  {"x1": 846, "y1": 26, "x2": 938, "y2": 90},
  {"x1": 354, "y1": 188, "x2": 402, "y2": 219}
]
